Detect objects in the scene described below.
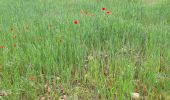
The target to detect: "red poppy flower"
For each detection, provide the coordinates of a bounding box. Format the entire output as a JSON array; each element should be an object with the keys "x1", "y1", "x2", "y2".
[
  {"x1": 102, "y1": 8, "x2": 106, "y2": 10},
  {"x1": 106, "y1": 11, "x2": 112, "y2": 15},
  {"x1": 73, "y1": 20, "x2": 78, "y2": 24},
  {"x1": 0, "y1": 46, "x2": 5, "y2": 49},
  {"x1": 12, "y1": 44, "x2": 16, "y2": 47}
]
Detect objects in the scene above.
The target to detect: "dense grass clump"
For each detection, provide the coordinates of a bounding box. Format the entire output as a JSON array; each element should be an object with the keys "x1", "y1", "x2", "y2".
[{"x1": 0, "y1": 0, "x2": 170, "y2": 99}]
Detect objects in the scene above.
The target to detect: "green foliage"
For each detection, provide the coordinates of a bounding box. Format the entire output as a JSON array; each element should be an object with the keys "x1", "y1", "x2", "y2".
[{"x1": 0, "y1": 0, "x2": 170, "y2": 99}]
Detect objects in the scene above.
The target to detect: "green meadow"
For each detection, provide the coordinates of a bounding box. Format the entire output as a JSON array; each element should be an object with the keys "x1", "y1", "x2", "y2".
[{"x1": 0, "y1": 0, "x2": 170, "y2": 99}]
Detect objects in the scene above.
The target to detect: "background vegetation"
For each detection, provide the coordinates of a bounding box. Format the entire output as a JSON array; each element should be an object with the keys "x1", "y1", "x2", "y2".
[{"x1": 0, "y1": 0, "x2": 170, "y2": 99}]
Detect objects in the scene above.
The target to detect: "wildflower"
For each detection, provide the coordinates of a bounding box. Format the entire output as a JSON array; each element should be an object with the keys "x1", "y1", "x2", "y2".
[
  {"x1": 102, "y1": 7, "x2": 106, "y2": 10},
  {"x1": 12, "y1": 44, "x2": 16, "y2": 47},
  {"x1": 0, "y1": 46, "x2": 5, "y2": 49},
  {"x1": 12, "y1": 35, "x2": 16, "y2": 39},
  {"x1": 106, "y1": 11, "x2": 112, "y2": 15},
  {"x1": 73, "y1": 20, "x2": 78, "y2": 24}
]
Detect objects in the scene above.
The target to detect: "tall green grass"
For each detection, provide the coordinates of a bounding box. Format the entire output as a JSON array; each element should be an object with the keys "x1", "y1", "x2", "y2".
[{"x1": 0, "y1": 0, "x2": 170, "y2": 99}]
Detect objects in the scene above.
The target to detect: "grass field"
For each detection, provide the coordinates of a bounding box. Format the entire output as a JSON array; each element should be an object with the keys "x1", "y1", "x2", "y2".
[{"x1": 0, "y1": 0, "x2": 170, "y2": 99}]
